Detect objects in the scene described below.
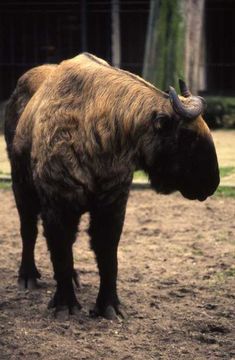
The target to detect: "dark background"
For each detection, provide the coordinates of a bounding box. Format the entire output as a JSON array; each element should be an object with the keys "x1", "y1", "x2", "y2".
[{"x1": 0, "y1": 0, "x2": 234, "y2": 101}]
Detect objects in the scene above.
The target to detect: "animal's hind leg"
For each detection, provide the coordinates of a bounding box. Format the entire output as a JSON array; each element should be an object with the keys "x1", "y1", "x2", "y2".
[
  {"x1": 41, "y1": 205, "x2": 81, "y2": 318},
  {"x1": 13, "y1": 183, "x2": 41, "y2": 289}
]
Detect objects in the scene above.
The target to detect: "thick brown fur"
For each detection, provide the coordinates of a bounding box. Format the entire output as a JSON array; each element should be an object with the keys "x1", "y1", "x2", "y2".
[
  {"x1": 15, "y1": 55, "x2": 169, "y2": 170},
  {"x1": 5, "y1": 53, "x2": 220, "y2": 319},
  {"x1": 14, "y1": 54, "x2": 214, "y2": 199},
  {"x1": 5, "y1": 64, "x2": 57, "y2": 156}
]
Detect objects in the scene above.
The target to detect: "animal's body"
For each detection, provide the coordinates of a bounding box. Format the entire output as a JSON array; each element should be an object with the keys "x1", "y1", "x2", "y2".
[{"x1": 4, "y1": 53, "x2": 220, "y2": 319}]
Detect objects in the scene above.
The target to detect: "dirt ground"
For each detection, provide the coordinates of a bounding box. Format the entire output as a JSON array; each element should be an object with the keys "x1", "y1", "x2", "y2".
[{"x1": 0, "y1": 189, "x2": 235, "y2": 360}]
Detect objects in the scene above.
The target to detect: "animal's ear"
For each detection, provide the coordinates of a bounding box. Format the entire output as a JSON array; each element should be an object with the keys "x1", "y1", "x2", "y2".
[{"x1": 152, "y1": 112, "x2": 173, "y2": 134}]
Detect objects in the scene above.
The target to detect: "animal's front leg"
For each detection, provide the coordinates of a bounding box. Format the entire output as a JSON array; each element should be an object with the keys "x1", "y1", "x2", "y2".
[
  {"x1": 42, "y1": 207, "x2": 81, "y2": 319},
  {"x1": 89, "y1": 194, "x2": 128, "y2": 320}
]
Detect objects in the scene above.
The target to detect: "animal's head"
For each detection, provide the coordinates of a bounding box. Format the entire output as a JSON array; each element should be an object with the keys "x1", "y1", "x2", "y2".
[{"x1": 144, "y1": 80, "x2": 220, "y2": 201}]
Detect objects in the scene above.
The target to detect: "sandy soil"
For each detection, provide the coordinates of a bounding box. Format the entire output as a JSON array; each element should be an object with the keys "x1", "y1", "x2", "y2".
[
  {"x1": 212, "y1": 130, "x2": 235, "y2": 186},
  {"x1": 212, "y1": 130, "x2": 235, "y2": 168},
  {"x1": 0, "y1": 189, "x2": 235, "y2": 360}
]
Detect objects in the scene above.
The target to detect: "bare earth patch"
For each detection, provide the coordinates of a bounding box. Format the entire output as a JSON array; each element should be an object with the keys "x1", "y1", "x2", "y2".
[{"x1": 0, "y1": 189, "x2": 235, "y2": 359}]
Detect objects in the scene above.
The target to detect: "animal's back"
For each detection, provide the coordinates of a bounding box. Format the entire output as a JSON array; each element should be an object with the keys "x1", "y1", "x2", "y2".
[
  {"x1": 4, "y1": 64, "x2": 57, "y2": 157},
  {"x1": 15, "y1": 53, "x2": 159, "y2": 158}
]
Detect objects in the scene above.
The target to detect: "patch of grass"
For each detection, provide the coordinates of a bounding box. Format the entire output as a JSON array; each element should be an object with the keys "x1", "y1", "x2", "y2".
[
  {"x1": 0, "y1": 181, "x2": 11, "y2": 190},
  {"x1": 220, "y1": 166, "x2": 235, "y2": 178},
  {"x1": 192, "y1": 248, "x2": 204, "y2": 256},
  {"x1": 208, "y1": 266, "x2": 235, "y2": 286},
  {"x1": 215, "y1": 186, "x2": 235, "y2": 197},
  {"x1": 224, "y1": 268, "x2": 235, "y2": 277},
  {"x1": 215, "y1": 234, "x2": 228, "y2": 243},
  {"x1": 215, "y1": 267, "x2": 235, "y2": 283},
  {"x1": 133, "y1": 170, "x2": 148, "y2": 181}
]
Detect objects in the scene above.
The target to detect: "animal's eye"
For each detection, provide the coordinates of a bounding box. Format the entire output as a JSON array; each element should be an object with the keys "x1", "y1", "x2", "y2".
[
  {"x1": 159, "y1": 116, "x2": 172, "y2": 131},
  {"x1": 153, "y1": 114, "x2": 174, "y2": 135}
]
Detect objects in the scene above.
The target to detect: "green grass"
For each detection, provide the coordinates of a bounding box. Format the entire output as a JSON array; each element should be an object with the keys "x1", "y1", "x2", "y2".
[
  {"x1": 215, "y1": 267, "x2": 235, "y2": 283},
  {"x1": 192, "y1": 248, "x2": 204, "y2": 256},
  {"x1": 133, "y1": 170, "x2": 148, "y2": 181},
  {"x1": 220, "y1": 166, "x2": 235, "y2": 178},
  {"x1": 215, "y1": 186, "x2": 235, "y2": 197},
  {"x1": 0, "y1": 181, "x2": 11, "y2": 190},
  {"x1": 209, "y1": 266, "x2": 235, "y2": 286}
]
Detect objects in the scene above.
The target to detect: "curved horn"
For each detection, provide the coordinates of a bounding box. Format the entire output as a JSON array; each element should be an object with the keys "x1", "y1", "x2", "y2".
[
  {"x1": 179, "y1": 79, "x2": 191, "y2": 97},
  {"x1": 169, "y1": 86, "x2": 205, "y2": 120}
]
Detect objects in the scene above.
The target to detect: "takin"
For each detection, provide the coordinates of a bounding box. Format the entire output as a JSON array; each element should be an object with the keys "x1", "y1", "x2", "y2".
[{"x1": 4, "y1": 53, "x2": 220, "y2": 320}]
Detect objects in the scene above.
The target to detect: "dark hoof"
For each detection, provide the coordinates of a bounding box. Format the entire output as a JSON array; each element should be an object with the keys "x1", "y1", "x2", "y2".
[
  {"x1": 53, "y1": 304, "x2": 82, "y2": 321},
  {"x1": 90, "y1": 304, "x2": 127, "y2": 320},
  {"x1": 55, "y1": 306, "x2": 70, "y2": 321},
  {"x1": 48, "y1": 293, "x2": 82, "y2": 318},
  {"x1": 18, "y1": 277, "x2": 40, "y2": 290},
  {"x1": 18, "y1": 265, "x2": 41, "y2": 290},
  {"x1": 54, "y1": 303, "x2": 82, "y2": 320}
]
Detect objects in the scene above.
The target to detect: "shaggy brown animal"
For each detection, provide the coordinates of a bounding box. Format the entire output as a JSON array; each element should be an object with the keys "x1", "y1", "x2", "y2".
[
  {"x1": 5, "y1": 64, "x2": 57, "y2": 155},
  {"x1": 5, "y1": 53, "x2": 219, "y2": 320}
]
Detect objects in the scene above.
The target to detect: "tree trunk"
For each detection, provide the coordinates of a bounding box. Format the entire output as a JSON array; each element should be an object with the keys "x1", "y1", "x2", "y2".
[
  {"x1": 143, "y1": 0, "x2": 205, "y2": 94},
  {"x1": 111, "y1": 0, "x2": 121, "y2": 68},
  {"x1": 184, "y1": 0, "x2": 205, "y2": 93}
]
